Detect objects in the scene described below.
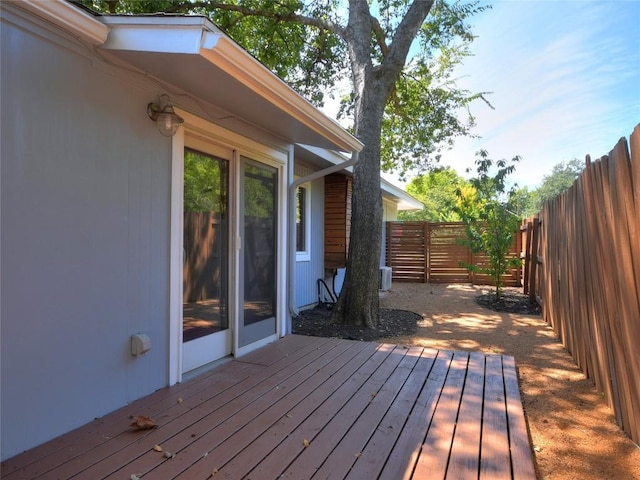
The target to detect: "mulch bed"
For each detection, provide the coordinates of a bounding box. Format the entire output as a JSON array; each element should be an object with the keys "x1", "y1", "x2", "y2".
[
  {"x1": 292, "y1": 304, "x2": 420, "y2": 342},
  {"x1": 293, "y1": 287, "x2": 540, "y2": 342},
  {"x1": 475, "y1": 287, "x2": 542, "y2": 315}
]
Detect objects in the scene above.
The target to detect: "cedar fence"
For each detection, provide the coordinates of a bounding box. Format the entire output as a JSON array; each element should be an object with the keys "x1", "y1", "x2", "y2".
[
  {"x1": 521, "y1": 123, "x2": 640, "y2": 444},
  {"x1": 385, "y1": 221, "x2": 521, "y2": 286}
]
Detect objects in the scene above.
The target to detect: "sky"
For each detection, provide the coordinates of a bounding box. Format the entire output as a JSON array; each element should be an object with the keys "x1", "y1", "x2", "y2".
[
  {"x1": 324, "y1": 0, "x2": 640, "y2": 190},
  {"x1": 436, "y1": 0, "x2": 640, "y2": 189}
]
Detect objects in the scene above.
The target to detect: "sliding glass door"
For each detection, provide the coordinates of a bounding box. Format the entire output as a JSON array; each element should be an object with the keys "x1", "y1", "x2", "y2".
[{"x1": 239, "y1": 157, "x2": 278, "y2": 348}]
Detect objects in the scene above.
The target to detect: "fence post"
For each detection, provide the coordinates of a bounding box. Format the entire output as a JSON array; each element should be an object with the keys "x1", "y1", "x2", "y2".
[
  {"x1": 529, "y1": 215, "x2": 540, "y2": 303},
  {"x1": 523, "y1": 219, "x2": 533, "y2": 295}
]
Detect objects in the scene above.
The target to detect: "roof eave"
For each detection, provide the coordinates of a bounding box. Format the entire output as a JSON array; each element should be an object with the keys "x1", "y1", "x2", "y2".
[
  {"x1": 381, "y1": 179, "x2": 422, "y2": 210},
  {"x1": 100, "y1": 16, "x2": 362, "y2": 153},
  {"x1": 17, "y1": 0, "x2": 109, "y2": 45}
]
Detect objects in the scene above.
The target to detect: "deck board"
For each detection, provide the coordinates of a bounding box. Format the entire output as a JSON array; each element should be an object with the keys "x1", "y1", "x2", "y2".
[{"x1": 1, "y1": 335, "x2": 536, "y2": 480}]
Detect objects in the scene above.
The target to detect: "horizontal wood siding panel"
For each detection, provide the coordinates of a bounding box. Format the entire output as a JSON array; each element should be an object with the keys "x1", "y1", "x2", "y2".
[{"x1": 324, "y1": 174, "x2": 351, "y2": 269}]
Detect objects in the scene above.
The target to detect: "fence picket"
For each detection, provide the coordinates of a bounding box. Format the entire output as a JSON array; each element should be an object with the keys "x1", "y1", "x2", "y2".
[{"x1": 522, "y1": 123, "x2": 640, "y2": 443}]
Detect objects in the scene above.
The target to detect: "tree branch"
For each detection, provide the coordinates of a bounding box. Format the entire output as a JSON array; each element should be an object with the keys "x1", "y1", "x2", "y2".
[
  {"x1": 384, "y1": 1, "x2": 434, "y2": 73},
  {"x1": 163, "y1": 2, "x2": 346, "y2": 38},
  {"x1": 369, "y1": 15, "x2": 389, "y2": 58}
]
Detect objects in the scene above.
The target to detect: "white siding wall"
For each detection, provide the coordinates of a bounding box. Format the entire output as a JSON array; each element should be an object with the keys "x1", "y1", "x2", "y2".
[
  {"x1": 1, "y1": 8, "x2": 171, "y2": 459},
  {"x1": 381, "y1": 198, "x2": 398, "y2": 267},
  {"x1": 294, "y1": 164, "x2": 325, "y2": 308}
]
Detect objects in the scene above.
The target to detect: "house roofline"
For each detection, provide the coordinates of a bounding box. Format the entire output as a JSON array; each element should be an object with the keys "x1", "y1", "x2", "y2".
[{"x1": 16, "y1": 0, "x2": 109, "y2": 45}]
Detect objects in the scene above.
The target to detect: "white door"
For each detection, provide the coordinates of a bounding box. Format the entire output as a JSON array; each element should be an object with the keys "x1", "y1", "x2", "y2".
[{"x1": 182, "y1": 148, "x2": 232, "y2": 372}]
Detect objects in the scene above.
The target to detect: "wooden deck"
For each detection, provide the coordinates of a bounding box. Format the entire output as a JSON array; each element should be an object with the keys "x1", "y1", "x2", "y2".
[{"x1": 1, "y1": 335, "x2": 536, "y2": 479}]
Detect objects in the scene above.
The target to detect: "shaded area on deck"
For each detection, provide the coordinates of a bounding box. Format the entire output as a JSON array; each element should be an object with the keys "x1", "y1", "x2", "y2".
[{"x1": 1, "y1": 335, "x2": 536, "y2": 479}]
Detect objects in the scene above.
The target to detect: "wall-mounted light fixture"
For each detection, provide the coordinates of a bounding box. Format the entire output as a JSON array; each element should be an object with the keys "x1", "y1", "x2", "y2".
[{"x1": 147, "y1": 94, "x2": 184, "y2": 137}]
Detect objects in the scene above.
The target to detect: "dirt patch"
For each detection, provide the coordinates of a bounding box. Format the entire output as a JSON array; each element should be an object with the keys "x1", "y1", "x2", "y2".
[{"x1": 293, "y1": 283, "x2": 640, "y2": 479}]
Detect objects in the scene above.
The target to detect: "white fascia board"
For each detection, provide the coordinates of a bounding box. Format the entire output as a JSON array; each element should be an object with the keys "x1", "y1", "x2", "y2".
[
  {"x1": 101, "y1": 16, "x2": 209, "y2": 53},
  {"x1": 101, "y1": 16, "x2": 363, "y2": 153},
  {"x1": 17, "y1": 0, "x2": 109, "y2": 45},
  {"x1": 381, "y1": 179, "x2": 422, "y2": 211}
]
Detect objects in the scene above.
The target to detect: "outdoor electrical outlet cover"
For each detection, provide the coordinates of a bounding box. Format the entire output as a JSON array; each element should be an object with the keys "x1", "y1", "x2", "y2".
[{"x1": 131, "y1": 334, "x2": 151, "y2": 356}]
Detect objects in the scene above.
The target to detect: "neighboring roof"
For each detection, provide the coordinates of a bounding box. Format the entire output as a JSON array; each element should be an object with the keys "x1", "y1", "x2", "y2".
[
  {"x1": 381, "y1": 178, "x2": 422, "y2": 211},
  {"x1": 15, "y1": 1, "x2": 362, "y2": 153}
]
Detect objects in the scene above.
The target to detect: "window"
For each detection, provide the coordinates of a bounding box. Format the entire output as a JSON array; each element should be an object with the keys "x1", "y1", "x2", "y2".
[{"x1": 296, "y1": 184, "x2": 311, "y2": 261}]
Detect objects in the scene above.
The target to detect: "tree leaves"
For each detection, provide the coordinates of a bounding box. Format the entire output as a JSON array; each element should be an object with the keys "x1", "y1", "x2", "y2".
[{"x1": 457, "y1": 151, "x2": 523, "y2": 299}]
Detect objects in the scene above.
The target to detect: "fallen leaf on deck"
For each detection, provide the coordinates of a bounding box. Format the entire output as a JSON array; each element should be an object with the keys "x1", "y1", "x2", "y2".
[
  {"x1": 130, "y1": 475, "x2": 141, "y2": 480},
  {"x1": 354, "y1": 452, "x2": 362, "y2": 458},
  {"x1": 177, "y1": 397, "x2": 183, "y2": 404},
  {"x1": 303, "y1": 439, "x2": 310, "y2": 448},
  {"x1": 152, "y1": 445, "x2": 163, "y2": 452},
  {"x1": 130, "y1": 415, "x2": 157, "y2": 430},
  {"x1": 211, "y1": 468, "x2": 219, "y2": 477}
]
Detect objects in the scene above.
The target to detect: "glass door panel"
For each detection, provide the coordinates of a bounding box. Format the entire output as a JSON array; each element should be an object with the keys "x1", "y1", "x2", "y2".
[
  {"x1": 239, "y1": 158, "x2": 277, "y2": 348},
  {"x1": 182, "y1": 148, "x2": 230, "y2": 371}
]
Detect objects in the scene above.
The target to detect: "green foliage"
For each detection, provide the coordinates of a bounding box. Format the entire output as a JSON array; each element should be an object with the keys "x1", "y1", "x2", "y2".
[
  {"x1": 456, "y1": 150, "x2": 522, "y2": 299},
  {"x1": 377, "y1": 1, "x2": 489, "y2": 177},
  {"x1": 532, "y1": 158, "x2": 583, "y2": 211},
  {"x1": 399, "y1": 167, "x2": 469, "y2": 221},
  {"x1": 184, "y1": 150, "x2": 227, "y2": 212},
  {"x1": 507, "y1": 186, "x2": 537, "y2": 218}
]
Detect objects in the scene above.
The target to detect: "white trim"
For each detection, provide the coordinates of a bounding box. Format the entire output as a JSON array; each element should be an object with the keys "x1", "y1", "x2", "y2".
[
  {"x1": 277, "y1": 161, "x2": 288, "y2": 340},
  {"x1": 182, "y1": 330, "x2": 232, "y2": 373},
  {"x1": 173, "y1": 110, "x2": 288, "y2": 366},
  {"x1": 231, "y1": 150, "x2": 242, "y2": 356},
  {"x1": 295, "y1": 183, "x2": 312, "y2": 262},
  {"x1": 16, "y1": 0, "x2": 109, "y2": 45},
  {"x1": 235, "y1": 333, "x2": 279, "y2": 358},
  {"x1": 177, "y1": 109, "x2": 288, "y2": 165},
  {"x1": 169, "y1": 127, "x2": 185, "y2": 385}
]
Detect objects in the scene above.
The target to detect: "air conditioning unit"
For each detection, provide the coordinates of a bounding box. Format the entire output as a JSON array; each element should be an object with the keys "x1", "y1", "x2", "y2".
[{"x1": 379, "y1": 267, "x2": 392, "y2": 291}]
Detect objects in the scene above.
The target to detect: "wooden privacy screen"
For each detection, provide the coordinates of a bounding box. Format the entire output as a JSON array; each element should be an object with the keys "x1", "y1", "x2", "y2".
[
  {"x1": 524, "y1": 123, "x2": 640, "y2": 444},
  {"x1": 385, "y1": 221, "x2": 521, "y2": 286},
  {"x1": 324, "y1": 174, "x2": 352, "y2": 269}
]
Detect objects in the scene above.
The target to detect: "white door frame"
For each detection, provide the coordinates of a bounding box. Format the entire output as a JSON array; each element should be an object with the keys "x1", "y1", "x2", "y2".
[{"x1": 169, "y1": 110, "x2": 289, "y2": 385}]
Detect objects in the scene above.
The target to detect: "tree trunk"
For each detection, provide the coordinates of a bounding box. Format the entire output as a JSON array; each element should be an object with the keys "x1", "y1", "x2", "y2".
[
  {"x1": 331, "y1": 0, "x2": 435, "y2": 328},
  {"x1": 331, "y1": 83, "x2": 386, "y2": 328}
]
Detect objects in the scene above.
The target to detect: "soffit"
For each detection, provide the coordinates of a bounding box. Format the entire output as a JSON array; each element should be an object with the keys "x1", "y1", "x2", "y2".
[{"x1": 100, "y1": 16, "x2": 362, "y2": 153}]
